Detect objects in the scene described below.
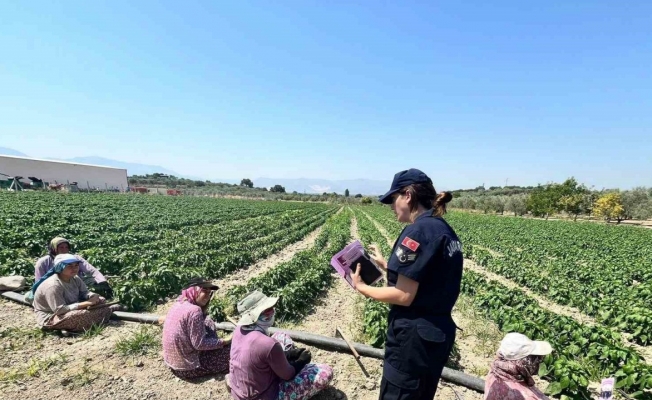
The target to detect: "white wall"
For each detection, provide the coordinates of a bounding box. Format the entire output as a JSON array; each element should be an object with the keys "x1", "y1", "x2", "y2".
[{"x1": 0, "y1": 156, "x2": 128, "y2": 190}]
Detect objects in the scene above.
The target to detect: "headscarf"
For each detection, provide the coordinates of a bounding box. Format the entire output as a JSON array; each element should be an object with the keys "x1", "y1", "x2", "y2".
[
  {"x1": 48, "y1": 237, "x2": 70, "y2": 257},
  {"x1": 177, "y1": 286, "x2": 202, "y2": 305},
  {"x1": 30, "y1": 253, "x2": 79, "y2": 295},
  {"x1": 489, "y1": 352, "x2": 542, "y2": 387}
]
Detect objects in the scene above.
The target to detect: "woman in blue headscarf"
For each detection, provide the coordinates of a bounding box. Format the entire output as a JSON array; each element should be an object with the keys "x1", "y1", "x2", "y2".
[{"x1": 31, "y1": 254, "x2": 121, "y2": 333}]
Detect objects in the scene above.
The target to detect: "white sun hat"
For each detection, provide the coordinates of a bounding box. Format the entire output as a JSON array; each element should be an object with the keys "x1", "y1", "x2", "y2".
[
  {"x1": 499, "y1": 332, "x2": 553, "y2": 360},
  {"x1": 53, "y1": 253, "x2": 79, "y2": 266}
]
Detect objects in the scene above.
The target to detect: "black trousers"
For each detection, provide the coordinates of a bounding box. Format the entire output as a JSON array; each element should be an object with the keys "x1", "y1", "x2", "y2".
[
  {"x1": 380, "y1": 314, "x2": 455, "y2": 400},
  {"x1": 379, "y1": 369, "x2": 443, "y2": 400}
]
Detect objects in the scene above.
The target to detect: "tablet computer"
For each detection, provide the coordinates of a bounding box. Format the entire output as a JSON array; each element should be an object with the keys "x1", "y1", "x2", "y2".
[{"x1": 330, "y1": 240, "x2": 383, "y2": 287}]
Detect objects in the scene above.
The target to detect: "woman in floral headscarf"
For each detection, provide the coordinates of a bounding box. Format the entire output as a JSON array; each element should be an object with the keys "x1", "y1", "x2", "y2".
[
  {"x1": 484, "y1": 333, "x2": 553, "y2": 400},
  {"x1": 162, "y1": 277, "x2": 231, "y2": 380}
]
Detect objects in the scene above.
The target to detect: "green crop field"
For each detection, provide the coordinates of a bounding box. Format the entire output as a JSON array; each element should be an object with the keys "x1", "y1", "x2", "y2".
[{"x1": 2, "y1": 191, "x2": 652, "y2": 398}]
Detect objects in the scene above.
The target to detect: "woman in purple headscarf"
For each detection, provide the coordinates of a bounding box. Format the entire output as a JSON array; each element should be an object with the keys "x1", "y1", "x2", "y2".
[{"x1": 162, "y1": 277, "x2": 231, "y2": 380}]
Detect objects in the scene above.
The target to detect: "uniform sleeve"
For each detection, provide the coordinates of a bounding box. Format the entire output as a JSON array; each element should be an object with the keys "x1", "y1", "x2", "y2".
[
  {"x1": 187, "y1": 308, "x2": 220, "y2": 351},
  {"x1": 267, "y1": 342, "x2": 296, "y2": 381},
  {"x1": 77, "y1": 256, "x2": 107, "y2": 284},
  {"x1": 388, "y1": 226, "x2": 441, "y2": 283}
]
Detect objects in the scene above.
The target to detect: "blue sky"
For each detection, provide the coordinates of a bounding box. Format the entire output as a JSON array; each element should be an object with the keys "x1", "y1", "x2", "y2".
[{"x1": 1, "y1": 1, "x2": 650, "y2": 190}]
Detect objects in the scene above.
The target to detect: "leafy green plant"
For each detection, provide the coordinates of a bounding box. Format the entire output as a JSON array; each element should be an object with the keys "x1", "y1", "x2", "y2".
[
  {"x1": 211, "y1": 209, "x2": 352, "y2": 323},
  {"x1": 115, "y1": 326, "x2": 160, "y2": 357},
  {"x1": 82, "y1": 323, "x2": 106, "y2": 339}
]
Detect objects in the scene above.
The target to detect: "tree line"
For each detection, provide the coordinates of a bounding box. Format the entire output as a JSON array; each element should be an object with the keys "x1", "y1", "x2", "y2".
[
  {"x1": 127, "y1": 174, "x2": 375, "y2": 204},
  {"x1": 450, "y1": 178, "x2": 652, "y2": 222}
]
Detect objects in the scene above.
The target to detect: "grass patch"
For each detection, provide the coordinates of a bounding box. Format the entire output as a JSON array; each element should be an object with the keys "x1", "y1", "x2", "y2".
[
  {"x1": 115, "y1": 326, "x2": 160, "y2": 357},
  {"x1": 454, "y1": 294, "x2": 503, "y2": 358},
  {"x1": 0, "y1": 353, "x2": 68, "y2": 384},
  {"x1": 61, "y1": 363, "x2": 101, "y2": 389},
  {"x1": 81, "y1": 323, "x2": 106, "y2": 339},
  {"x1": 0, "y1": 327, "x2": 49, "y2": 352},
  {"x1": 445, "y1": 342, "x2": 463, "y2": 370}
]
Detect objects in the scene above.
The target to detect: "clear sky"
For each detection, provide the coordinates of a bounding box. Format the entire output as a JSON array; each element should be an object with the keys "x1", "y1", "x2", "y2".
[{"x1": 1, "y1": 1, "x2": 650, "y2": 189}]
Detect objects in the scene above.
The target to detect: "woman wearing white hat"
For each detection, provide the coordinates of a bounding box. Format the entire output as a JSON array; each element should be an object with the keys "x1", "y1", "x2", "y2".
[
  {"x1": 31, "y1": 253, "x2": 120, "y2": 334},
  {"x1": 228, "y1": 291, "x2": 334, "y2": 400},
  {"x1": 484, "y1": 333, "x2": 553, "y2": 400}
]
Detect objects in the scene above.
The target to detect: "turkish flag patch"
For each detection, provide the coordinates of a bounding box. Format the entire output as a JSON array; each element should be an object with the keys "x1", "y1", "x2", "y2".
[{"x1": 401, "y1": 236, "x2": 420, "y2": 252}]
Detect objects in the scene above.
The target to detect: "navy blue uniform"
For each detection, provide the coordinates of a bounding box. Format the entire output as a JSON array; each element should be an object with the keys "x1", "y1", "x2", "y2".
[{"x1": 380, "y1": 209, "x2": 463, "y2": 400}]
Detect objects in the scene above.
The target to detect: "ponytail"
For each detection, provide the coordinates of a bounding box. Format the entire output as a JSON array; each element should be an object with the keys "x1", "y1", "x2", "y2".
[
  {"x1": 432, "y1": 191, "x2": 453, "y2": 217},
  {"x1": 403, "y1": 183, "x2": 452, "y2": 217}
]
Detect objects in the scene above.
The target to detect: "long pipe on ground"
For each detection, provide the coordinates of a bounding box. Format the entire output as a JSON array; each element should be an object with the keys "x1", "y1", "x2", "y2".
[{"x1": 1, "y1": 290, "x2": 485, "y2": 392}]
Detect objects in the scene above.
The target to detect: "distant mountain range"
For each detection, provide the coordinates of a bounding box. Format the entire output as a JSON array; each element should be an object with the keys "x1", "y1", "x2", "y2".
[
  {"x1": 253, "y1": 177, "x2": 390, "y2": 196},
  {"x1": 0, "y1": 147, "x2": 28, "y2": 157},
  {"x1": 0, "y1": 147, "x2": 389, "y2": 195},
  {"x1": 0, "y1": 147, "x2": 191, "y2": 179}
]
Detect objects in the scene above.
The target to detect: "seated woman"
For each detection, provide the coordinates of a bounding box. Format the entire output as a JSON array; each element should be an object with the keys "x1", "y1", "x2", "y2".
[
  {"x1": 162, "y1": 277, "x2": 231, "y2": 380},
  {"x1": 32, "y1": 254, "x2": 119, "y2": 333},
  {"x1": 485, "y1": 332, "x2": 553, "y2": 400},
  {"x1": 35, "y1": 237, "x2": 113, "y2": 298},
  {"x1": 229, "y1": 290, "x2": 334, "y2": 400}
]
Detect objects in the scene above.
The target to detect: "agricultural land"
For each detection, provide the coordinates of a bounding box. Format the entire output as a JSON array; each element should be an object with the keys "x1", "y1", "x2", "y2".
[{"x1": 2, "y1": 191, "x2": 652, "y2": 399}]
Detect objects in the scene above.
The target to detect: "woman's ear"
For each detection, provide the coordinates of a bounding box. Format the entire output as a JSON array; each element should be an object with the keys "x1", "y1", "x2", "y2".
[{"x1": 403, "y1": 190, "x2": 412, "y2": 205}]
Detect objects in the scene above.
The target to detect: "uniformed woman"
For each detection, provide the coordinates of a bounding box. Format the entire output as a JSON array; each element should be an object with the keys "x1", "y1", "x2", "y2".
[{"x1": 351, "y1": 168, "x2": 463, "y2": 400}]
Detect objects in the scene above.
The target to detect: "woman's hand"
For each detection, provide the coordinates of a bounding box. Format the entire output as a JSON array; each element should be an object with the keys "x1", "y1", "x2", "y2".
[
  {"x1": 369, "y1": 244, "x2": 387, "y2": 271},
  {"x1": 78, "y1": 301, "x2": 95, "y2": 309},
  {"x1": 221, "y1": 334, "x2": 233, "y2": 345},
  {"x1": 351, "y1": 263, "x2": 367, "y2": 293},
  {"x1": 98, "y1": 296, "x2": 106, "y2": 304}
]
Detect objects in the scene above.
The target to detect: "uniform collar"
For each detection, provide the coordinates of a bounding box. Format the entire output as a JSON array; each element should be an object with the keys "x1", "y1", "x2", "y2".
[{"x1": 415, "y1": 209, "x2": 434, "y2": 221}]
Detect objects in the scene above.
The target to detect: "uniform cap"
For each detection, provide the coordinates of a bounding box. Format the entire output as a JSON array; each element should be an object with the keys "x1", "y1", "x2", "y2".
[{"x1": 379, "y1": 169, "x2": 432, "y2": 204}]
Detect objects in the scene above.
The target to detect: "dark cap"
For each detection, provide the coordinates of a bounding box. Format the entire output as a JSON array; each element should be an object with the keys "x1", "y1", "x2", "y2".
[
  {"x1": 378, "y1": 168, "x2": 432, "y2": 204},
  {"x1": 183, "y1": 277, "x2": 219, "y2": 290}
]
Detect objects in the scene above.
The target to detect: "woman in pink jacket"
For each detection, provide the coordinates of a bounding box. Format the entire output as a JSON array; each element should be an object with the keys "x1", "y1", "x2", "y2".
[
  {"x1": 228, "y1": 291, "x2": 333, "y2": 400},
  {"x1": 162, "y1": 278, "x2": 231, "y2": 379},
  {"x1": 484, "y1": 333, "x2": 553, "y2": 400}
]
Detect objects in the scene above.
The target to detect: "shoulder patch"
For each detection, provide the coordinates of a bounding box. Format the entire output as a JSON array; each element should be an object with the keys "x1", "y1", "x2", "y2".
[
  {"x1": 401, "y1": 236, "x2": 420, "y2": 252},
  {"x1": 446, "y1": 240, "x2": 462, "y2": 257},
  {"x1": 395, "y1": 247, "x2": 417, "y2": 263}
]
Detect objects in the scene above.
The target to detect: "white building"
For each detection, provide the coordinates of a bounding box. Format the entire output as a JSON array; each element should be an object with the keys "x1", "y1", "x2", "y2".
[{"x1": 0, "y1": 155, "x2": 128, "y2": 190}]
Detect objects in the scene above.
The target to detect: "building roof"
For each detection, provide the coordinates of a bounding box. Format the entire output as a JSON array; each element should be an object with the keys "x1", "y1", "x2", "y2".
[{"x1": 0, "y1": 154, "x2": 127, "y2": 172}]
